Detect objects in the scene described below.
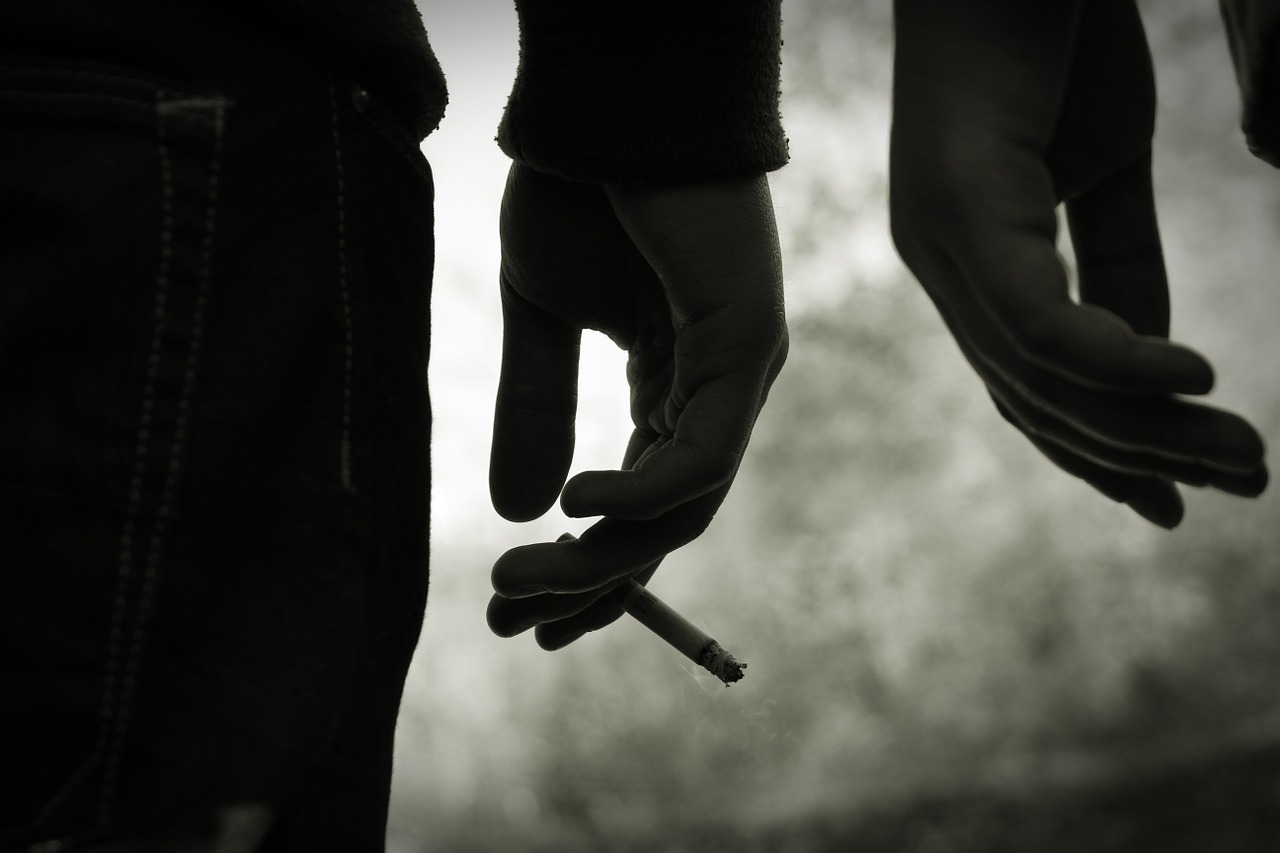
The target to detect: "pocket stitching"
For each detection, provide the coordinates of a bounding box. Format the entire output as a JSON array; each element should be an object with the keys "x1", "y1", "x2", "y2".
[{"x1": 18, "y1": 88, "x2": 229, "y2": 847}]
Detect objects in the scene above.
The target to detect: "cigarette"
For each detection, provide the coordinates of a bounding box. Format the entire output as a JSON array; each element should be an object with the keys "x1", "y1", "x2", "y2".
[{"x1": 614, "y1": 579, "x2": 747, "y2": 685}]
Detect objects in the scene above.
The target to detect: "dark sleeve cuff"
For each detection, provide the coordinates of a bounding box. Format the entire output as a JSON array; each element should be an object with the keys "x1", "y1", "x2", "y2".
[{"x1": 497, "y1": 0, "x2": 789, "y2": 184}]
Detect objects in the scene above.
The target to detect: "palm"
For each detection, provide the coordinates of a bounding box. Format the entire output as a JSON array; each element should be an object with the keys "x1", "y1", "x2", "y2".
[{"x1": 890, "y1": 0, "x2": 1267, "y2": 526}]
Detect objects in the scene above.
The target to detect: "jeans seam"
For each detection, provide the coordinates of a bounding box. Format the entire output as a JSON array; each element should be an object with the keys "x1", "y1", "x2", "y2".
[
  {"x1": 25, "y1": 90, "x2": 228, "y2": 849},
  {"x1": 19, "y1": 90, "x2": 179, "y2": 842},
  {"x1": 330, "y1": 82, "x2": 356, "y2": 495},
  {"x1": 98, "y1": 90, "x2": 225, "y2": 825}
]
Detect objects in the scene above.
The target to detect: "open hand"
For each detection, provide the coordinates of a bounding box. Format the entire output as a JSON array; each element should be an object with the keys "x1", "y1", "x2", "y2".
[{"x1": 889, "y1": 0, "x2": 1268, "y2": 527}]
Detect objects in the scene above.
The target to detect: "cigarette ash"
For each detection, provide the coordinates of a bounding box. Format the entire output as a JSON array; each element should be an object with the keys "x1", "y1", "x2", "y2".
[{"x1": 698, "y1": 640, "x2": 747, "y2": 685}]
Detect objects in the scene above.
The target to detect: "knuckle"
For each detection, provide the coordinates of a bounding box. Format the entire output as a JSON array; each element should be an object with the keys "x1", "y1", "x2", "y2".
[{"x1": 770, "y1": 324, "x2": 790, "y2": 373}]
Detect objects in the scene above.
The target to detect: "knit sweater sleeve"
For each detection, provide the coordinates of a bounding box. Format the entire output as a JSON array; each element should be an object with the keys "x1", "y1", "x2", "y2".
[{"x1": 496, "y1": 0, "x2": 788, "y2": 184}]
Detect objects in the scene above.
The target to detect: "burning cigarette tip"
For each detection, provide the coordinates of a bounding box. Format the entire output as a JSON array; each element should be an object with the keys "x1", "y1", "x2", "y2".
[
  {"x1": 699, "y1": 639, "x2": 747, "y2": 686},
  {"x1": 616, "y1": 580, "x2": 748, "y2": 685}
]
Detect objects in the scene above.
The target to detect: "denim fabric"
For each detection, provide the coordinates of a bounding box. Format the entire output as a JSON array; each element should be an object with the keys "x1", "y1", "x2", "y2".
[{"x1": 0, "y1": 53, "x2": 433, "y2": 852}]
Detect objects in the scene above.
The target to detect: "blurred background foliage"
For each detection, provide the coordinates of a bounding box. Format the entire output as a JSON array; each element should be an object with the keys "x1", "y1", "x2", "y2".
[{"x1": 398, "y1": 1, "x2": 1280, "y2": 849}]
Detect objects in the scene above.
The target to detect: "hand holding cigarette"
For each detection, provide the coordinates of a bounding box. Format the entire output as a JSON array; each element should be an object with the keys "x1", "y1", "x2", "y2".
[{"x1": 486, "y1": 164, "x2": 786, "y2": 652}]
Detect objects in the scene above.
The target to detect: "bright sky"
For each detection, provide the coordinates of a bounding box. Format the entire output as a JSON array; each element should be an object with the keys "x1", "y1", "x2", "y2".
[{"x1": 420, "y1": 1, "x2": 633, "y2": 545}]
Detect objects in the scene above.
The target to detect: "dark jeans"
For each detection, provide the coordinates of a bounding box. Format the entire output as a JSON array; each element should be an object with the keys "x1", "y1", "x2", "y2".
[{"x1": 0, "y1": 44, "x2": 434, "y2": 853}]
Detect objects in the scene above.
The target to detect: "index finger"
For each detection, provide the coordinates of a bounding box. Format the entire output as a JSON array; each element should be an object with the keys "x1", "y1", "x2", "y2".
[
  {"x1": 491, "y1": 487, "x2": 725, "y2": 600},
  {"x1": 560, "y1": 366, "x2": 778, "y2": 520},
  {"x1": 1065, "y1": 150, "x2": 1172, "y2": 338},
  {"x1": 954, "y1": 189, "x2": 1214, "y2": 395}
]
